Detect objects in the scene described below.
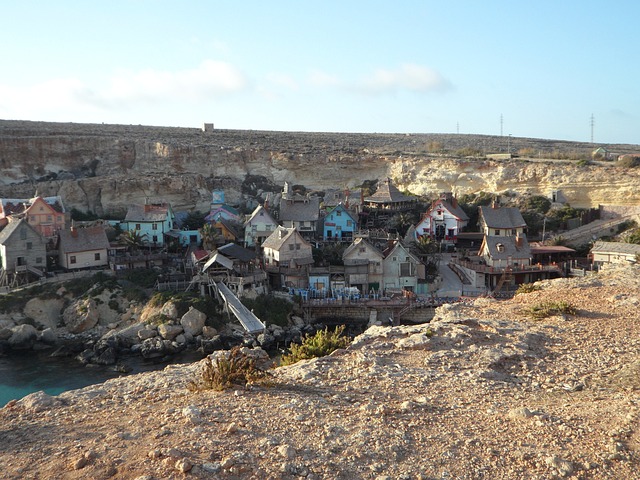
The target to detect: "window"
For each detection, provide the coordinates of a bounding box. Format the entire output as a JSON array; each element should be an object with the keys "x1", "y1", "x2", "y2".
[
  {"x1": 47, "y1": 215, "x2": 52, "y2": 221},
  {"x1": 36, "y1": 257, "x2": 42, "y2": 264},
  {"x1": 58, "y1": 216, "x2": 62, "y2": 222},
  {"x1": 152, "y1": 223, "x2": 158, "y2": 230},
  {"x1": 494, "y1": 229, "x2": 500, "y2": 236},
  {"x1": 26, "y1": 242, "x2": 32, "y2": 250},
  {"x1": 94, "y1": 253, "x2": 101, "y2": 261},
  {"x1": 400, "y1": 262, "x2": 414, "y2": 276},
  {"x1": 496, "y1": 243, "x2": 505, "y2": 252},
  {"x1": 135, "y1": 224, "x2": 141, "y2": 230},
  {"x1": 152, "y1": 235, "x2": 158, "y2": 243},
  {"x1": 296, "y1": 244, "x2": 300, "y2": 250},
  {"x1": 289, "y1": 244, "x2": 295, "y2": 251},
  {"x1": 511, "y1": 229, "x2": 517, "y2": 235},
  {"x1": 20, "y1": 228, "x2": 27, "y2": 240},
  {"x1": 337, "y1": 211, "x2": 342, "y2": 217},
  {"x1": 347, "y1": 220, "x2": 353, "y2": 227},
  {"x1": 70, "y1": 256, "x2": 77, "y2": 264}
]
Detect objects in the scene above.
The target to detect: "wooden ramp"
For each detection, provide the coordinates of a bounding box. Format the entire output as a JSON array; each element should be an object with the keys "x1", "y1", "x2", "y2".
[{"x1": 215, "y1": 282, "x2": 265, "y2": 334}]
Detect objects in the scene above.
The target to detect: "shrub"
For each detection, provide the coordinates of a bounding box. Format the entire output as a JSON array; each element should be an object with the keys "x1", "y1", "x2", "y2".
[
  {"x1": 123, "y1": 287, "x2": 147, "y2": 303},
  {"x1": 241, "y1": 295, "x2": 293, "y2": 327},
  {"x1": 524, "y1": 301, "x2": 577, "y2": 319},
  {"x1": 281, "y1": 325, "x2": 351, "y2": 365},
  {"x1": 108, "y1": 299, "x2": 121, "y2": 312},
  {"x1": 146, "y1": 313, "x2": 172, "y2": 326},
  {"x1": 515, "y1": 283, "x2": 541, "y2": 295},
  {"x1": 122, "y1": 269, "x2": 160, "y2": 288},
  {"x1": 188, "y1": 347, "x2": 270, "y2": 391}
]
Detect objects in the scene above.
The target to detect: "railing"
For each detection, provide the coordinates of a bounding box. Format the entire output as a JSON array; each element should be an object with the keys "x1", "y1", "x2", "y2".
[{"x1": 452, "y1": 258, "x2": 561, "y2": 274}]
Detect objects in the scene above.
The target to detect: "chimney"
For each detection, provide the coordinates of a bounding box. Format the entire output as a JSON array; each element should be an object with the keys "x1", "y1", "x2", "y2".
[
  {"x1": 71, "y1": 223, "x2": 78, "y2": 238},
  {"x1": 452, "y1": 196, "x2": 458, "y2": 209}
]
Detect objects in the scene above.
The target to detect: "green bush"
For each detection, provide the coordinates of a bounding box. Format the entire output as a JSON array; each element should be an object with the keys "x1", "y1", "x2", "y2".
[
  {"x1": 281, "y1": 325, "x2": 351, "y2": 365},
  {"x1": 524, "y1": 301, "x2": 577, "y2": 319},
  {"x1": 123, "y1": 287, "x2": 147, "y2": 303},
  {"x1": 122, "y1": 269, "x2": 160, "y2": 288},
  {"x1": 188, "y1": 347, "x2": 270, "y2": 391},
  {"x1": 515, "y1": 283, "x2": 541, "y2": 295}
]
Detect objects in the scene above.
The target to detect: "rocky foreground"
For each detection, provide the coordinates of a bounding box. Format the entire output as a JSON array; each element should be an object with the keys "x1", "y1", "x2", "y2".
[{"x1": 2, "y1": 265, "x2": 640, "y2": 479}]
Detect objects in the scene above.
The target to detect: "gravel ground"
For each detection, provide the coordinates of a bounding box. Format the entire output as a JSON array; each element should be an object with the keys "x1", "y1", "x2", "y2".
[{"x1": 1, "y1": 264, "x2": 639, "y2": 479}]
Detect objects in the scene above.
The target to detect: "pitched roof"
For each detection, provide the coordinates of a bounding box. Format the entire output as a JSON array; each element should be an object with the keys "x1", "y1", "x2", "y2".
[
  {"x1": 325, "y1": 203, "x2": 357, "y2": 222},
  {"x1": 124, "y1": 203, "x2": 171, "y2": 223},
  {"x1": 364, "y1": 178, "x2": 415, "y2": 204},
  {"x1": 0, "y1": 218, "x2": 39, "y2": 244},
  {"x1": 217, "y1": 243, "x2": 257, "y2": 262},
  {"x1": 244, "y1": 204, "x2": 277, "y2": 227},
  {"x1": 480, "y1": 206, "x2": 527, "y2": 230},
  {"x1": 323, "y1": 189, "x2": 363, "y2": 208},
  {"x1": 262, "y1": 226, "x2": 302, "y2": 250},
  {"x1": 484, "y1": 235, "x2": 531, "y2": 260},
  {"x1": 383, "y1": 240, "x2": 420, "y2": 262},
  {"x1": 279, "y1": 196, "x2": 320, "y2": 222},
  {"x1": 58, "y1": 226, "x2": 110, "y2": 254},
  {"x1": 343, "y1": 237, "x2": 383, "y2": 259},
  {"x1": 0, "y1": 196, "x2": 65, "y2": 216},
  {"x1": 433, "y1": 198, "x2": 469, "y2": 221},
  {"x1": 591, "y1": 241, "x2": 640, "y2": 256}
]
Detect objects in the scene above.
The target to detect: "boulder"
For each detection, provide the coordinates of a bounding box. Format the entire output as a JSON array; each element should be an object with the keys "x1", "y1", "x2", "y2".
[
  {"x1": 180, "y1": 307, "x2": 206, "y2": 336},
  {"x1": 140, "y1": 337, "x2": 181, "y2": 359},
  {"x1": 158, "y1": 323, "x2": 183, "y2": 341},
  {"x1": 0, "y1": 327, "x2": 13, "y2": 341},
  {"x1": 160, "y1": 301, "x2": 179, "y2": 320},
  {"x1": 39, "y1": 328, "x2": 58, "y2": 344},
  {"x1": 202, "y1": 326, "x2": 218, "y2": 338},
  {"x1": 8, "y1": 324, "x2": 38, "y2": 349},
  {"x1": 138, "y1": 328, "x2": 157, "y2": 340},
  {"x1": 24, "y1": 298, "x2": 64, "y2": 329},
  {"x1": 63, "y1": 298, "x2": 99, "y2": 333}
]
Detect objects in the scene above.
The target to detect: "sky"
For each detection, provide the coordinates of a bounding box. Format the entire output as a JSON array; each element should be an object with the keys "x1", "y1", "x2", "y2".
[{"x1": 1, "y1": 1, "x2": 638, "y2": 144}]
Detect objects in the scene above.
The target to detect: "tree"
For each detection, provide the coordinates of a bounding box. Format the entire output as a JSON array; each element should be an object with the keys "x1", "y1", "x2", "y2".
[
  {"x1": 119, "y1": 230, "x2": 146, "y2": 251},
  {"x1": 182, "y1": 210, "x2": 206, "y2": 230},
  {"x1": 200, "y1": 223, "x2": 217, "y2": 251}
]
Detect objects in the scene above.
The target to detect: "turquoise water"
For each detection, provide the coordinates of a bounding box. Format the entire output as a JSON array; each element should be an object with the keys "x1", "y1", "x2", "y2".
[{"x1": 0, "y1": 351, "x2": 206, "y2": 407}]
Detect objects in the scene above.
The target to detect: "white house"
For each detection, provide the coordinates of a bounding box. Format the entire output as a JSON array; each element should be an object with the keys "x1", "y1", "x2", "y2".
[
  {"x1": 590, "y1": 241, "x2": 640, "y2": 266},
  {"x1": 244, "y1": 204, "x2": 278, "y2": 248},
  {"x1": 415, "y1": 192, "x2": 468, "y2": 244},
  {"x1": 479, "y1": 205, "x2": 527, "y2": 237}
]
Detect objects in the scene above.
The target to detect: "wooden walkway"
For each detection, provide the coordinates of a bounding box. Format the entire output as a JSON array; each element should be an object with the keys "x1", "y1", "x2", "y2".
[{"x1": 214, "y1": 282, "x2": 265, "y2": 334}]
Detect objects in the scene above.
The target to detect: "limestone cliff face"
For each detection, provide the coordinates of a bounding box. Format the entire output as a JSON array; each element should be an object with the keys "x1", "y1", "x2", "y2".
[{"x1": 0, "y1": 120, "x2": 638, "y2": 214}]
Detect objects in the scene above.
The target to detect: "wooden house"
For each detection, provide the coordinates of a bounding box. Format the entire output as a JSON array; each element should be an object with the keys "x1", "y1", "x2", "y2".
[
  {"x1": 123, "y1": 202, "x2": 175, "y2": 247},
  {"x1": 363, "y1": 178, "x2": 416, "y2": 212},
  {"x1": 279, "y1": 188, "x2": 321, "y2": 240},
  {"x1": 382, "y1": 241, "x2": 423, "y2": 294},
  {"x1": 0, "y1": 196, "x2": 66, "y2": 239},
  {"x1": 58, "y1": 225, "x2": 110, "y2": 270},
  {"x1": 322, "y1": 203, "x2": 357, "y2": 242},
  {"x1": 478, "y1": 204, "x2": 527, "y2": 237},
  {"x1": 0, "y1": 218, "x2": 47, "y2": 286},
  {"x1": 590, "y1": 241, "x2": 640, "y2": 266},
  {"x1": 342, "y1": 237, "x2": 384, "y2": 294},
  {"x1": 262, "y1": 226, "x2": 314, "y2": 289},
  {"x1": 244, "y1": 204, "x2": 278, "y2": 248},
  {"x1": 415, "y1": 192, "x2": 468, "y2": 245}
]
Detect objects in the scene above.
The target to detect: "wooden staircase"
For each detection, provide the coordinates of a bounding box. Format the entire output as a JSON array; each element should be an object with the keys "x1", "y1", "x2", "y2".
[{"x1": 492, "y1": 267, "x2": 513, "y2": 296}]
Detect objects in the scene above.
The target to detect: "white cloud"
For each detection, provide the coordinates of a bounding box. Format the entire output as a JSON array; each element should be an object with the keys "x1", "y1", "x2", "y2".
[
  {"x1": 266, "y1": 73, "x2": 299, "y2": 91},
  {"x1": 0, "y1": 60, "x2": 249, "y2": 121},
  {"x1": 307, "y1": 70, "x2": 342, "y2": 88},
  {"x1": 358, "y1": 64, "x2": 452, "y2": 94}
]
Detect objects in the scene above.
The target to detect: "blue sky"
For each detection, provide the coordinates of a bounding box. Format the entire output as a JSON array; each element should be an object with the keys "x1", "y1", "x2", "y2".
[{"x1": 1, "y1": 1, "x2": 638, "y2": 144}]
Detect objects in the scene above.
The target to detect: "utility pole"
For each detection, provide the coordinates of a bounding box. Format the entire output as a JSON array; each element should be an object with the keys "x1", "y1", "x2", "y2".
[
  {"x1": 590, "y1": 114, "x2": 595, "y2": 144},
  {"x1": 456, "y1": 122, "x2": 459, "y2": 134},
  {"x1": 500, "y1": 114, "x2": 503, "y2": 137}
]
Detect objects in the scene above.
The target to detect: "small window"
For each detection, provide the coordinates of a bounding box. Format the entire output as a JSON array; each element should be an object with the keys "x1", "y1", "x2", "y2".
[
  {"x1": 496, "y1": 243, "x2": 505, "y2": 252},
  {"x1": 296, "y1": 244, "x2": 300, "y2": 250},
  {"x1": 152, "y1": 223, "x2": 158, "y2": 230},
  {"x1": 152, "y1": 235, "x2": 158, "y2": 243},
  {"x1": 511, "y1": 229, "x2": 517, "y2": 235},
  {"x1": 337, "y1": 211, "x2": 342, "y2": 217},
  {"x1": 47, "y1": 215, "x2": 52, "y2": 221},
  {"x1": 26, "y1": 242, "x2": 33, "y2": 250},
  {"x1": 347, "y1": 220, "x2": 353, "y2": 227},
  {"x1": 36, "y1": 257, "x2": 42, "y2": 264},
  {"x1": 94, "y1": 253, "x2": 101, "y2": 261},
  {"x1": 135, "y1": 224, "x2": 141, "y2": 230},
  {"x1": 70, "y1": 256, "x2": 77, "y2": 264},
  {"x1": 289, "y1": 244, "x2": 294, "y2": 251},
  {"x1": 20, "y1": 228, "x2": 27, "y2": 240},
  {"x1": 57, "y1": 216, "x2": 62, "y2": 222},
  {"x1": 494, "y1": 229, "x2": 500, "y2": 236}
]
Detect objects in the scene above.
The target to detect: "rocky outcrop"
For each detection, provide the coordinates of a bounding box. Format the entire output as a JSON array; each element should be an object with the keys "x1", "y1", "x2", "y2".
[{"x1": 1, "y1": 120, "x2": 640, "y2": 212}]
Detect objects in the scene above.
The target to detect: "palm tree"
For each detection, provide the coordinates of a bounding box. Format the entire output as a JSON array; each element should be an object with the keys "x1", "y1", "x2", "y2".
[{"x1": 119, "y1": 230, "x2": 147, "y2": 252}]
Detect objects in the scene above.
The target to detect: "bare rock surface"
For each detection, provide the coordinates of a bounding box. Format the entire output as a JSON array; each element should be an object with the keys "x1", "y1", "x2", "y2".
[{"x1": 2, "y1": 264, "x2": 640, "y2": 478}]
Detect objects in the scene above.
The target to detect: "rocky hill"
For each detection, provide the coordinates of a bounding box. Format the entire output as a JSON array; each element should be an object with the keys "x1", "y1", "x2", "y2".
[
  {"x1": 1, "y1": 120, "x2": 640, "y2": 214},
  {"x1": 2, "y1": 264, "x2": 639, "y2": 478}
]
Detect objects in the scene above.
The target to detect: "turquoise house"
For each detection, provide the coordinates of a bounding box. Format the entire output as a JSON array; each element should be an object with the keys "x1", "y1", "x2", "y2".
[
  {"x1": 123, "y1": 202, "x2": 175, "y2": 247},
  {"x1": 322, "y1": 203, "x2": 357, "y2": 241}
]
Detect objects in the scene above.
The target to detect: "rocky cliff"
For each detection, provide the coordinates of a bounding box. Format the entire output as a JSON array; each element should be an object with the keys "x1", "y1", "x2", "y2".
[{"x1": 1, "y1": 119, "x2": 639, "y2": 214}]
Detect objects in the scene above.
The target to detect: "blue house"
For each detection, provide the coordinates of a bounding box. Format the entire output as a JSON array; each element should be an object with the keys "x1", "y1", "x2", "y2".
[
  {"x1": 123, "y1": 202, "x2": 175, "y2": 247},
  {"x1": 322, "y1": 203, "x2": 357, "y2": 241}
]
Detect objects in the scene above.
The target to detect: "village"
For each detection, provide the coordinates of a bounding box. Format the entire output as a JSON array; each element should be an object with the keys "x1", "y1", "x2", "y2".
[{"x1": 1, "y1": 175, "x2": 639, "y2": 331}]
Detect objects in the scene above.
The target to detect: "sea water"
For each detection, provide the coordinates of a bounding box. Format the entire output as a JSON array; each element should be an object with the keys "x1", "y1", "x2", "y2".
[{"x1": 0, "y1": 350, "x2": 206, "y2": 407}]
